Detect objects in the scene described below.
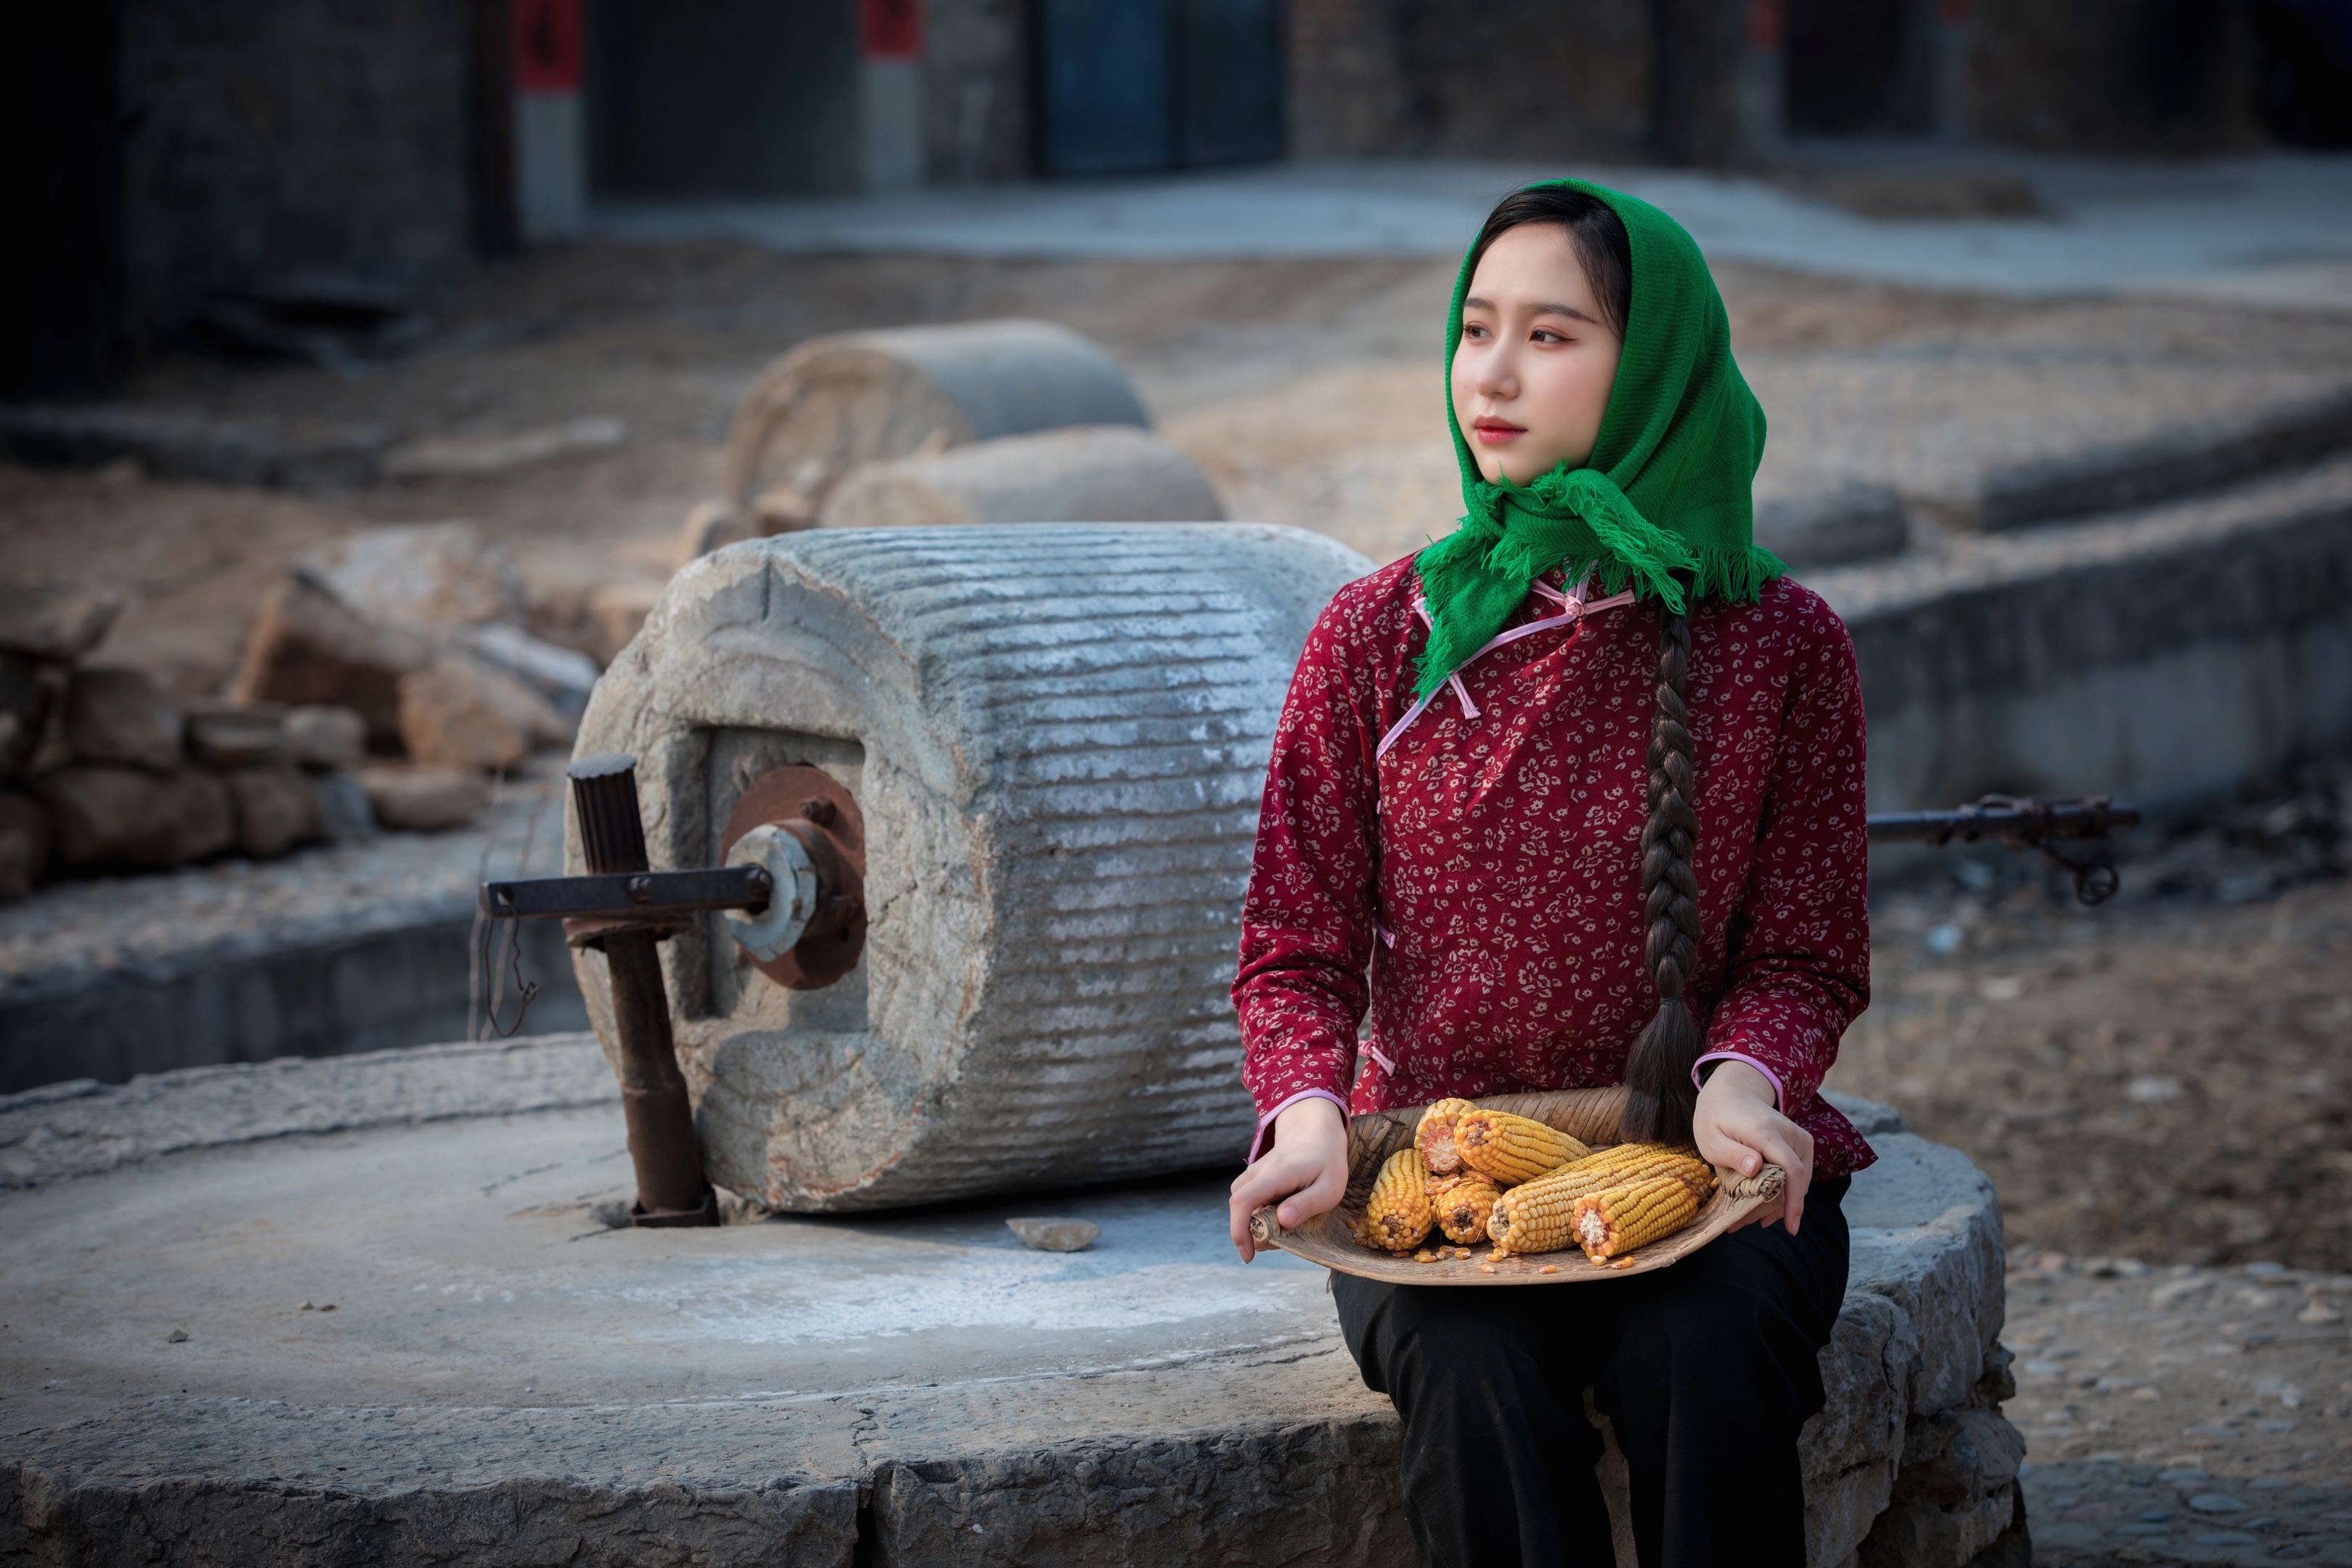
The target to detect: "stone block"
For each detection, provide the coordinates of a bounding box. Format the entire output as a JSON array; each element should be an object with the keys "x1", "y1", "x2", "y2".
[
  {"x1": 34, "y1": 767, "x2": 233, "y2": 867},
  {"x1": 224, "y1": 766, "x2": 322, "y2": 859},
  {"x1": 0, "y1": 579, "x2": 121, "y2": 661},
  {"x1": 232, "y1": 576, "x2": 430, "y2": 746},
  {"x1": 0, "y1": 652, "x2": 60, "y2": 779},
  {"x1": 0, "y1": 791, "x2": 50, "y2": 900},
  {"x1": 396, "y1": 655, "x2": 571, "y2": 772},
  {"x1": 456, "y1": 622, "x2": 601, "y2": 720},
  {"x1": 1802, "y1": 1291, "x2": 1916, "y2": 1568},
  {"x1": 358, "y1": 765, "x2": 489, "y2": 833},
  {"x1": 294, "y1": 521, "x2": 524, "y2": 629},
  {"x1": 1858, "y1": 1483, "x2": 2017, "y2": 1568},
  {"x1": 1887, "y1": 1407, "x2": 2025, "y2": 1511},
  {"x1": 313, "y1": 772, "x2": 377, "y2": 841},
  {"x1": 64, "y1": 666, "x2": 183, "y2": 772},
  {"x1": 1755, "y1": 482, "x2": 1909, "y2": 568},
  {"x1": 185, "y1": 701, "x2": 288, "y2": 769},
  {"x1": 284, "y1": 705, "x2": 368, "y2": 772},
  {"x1": 1842, "y1": 1133, "x2": 2006, "y2": 1417}
]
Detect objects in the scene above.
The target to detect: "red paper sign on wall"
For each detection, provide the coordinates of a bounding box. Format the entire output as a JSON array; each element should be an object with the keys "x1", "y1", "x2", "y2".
[
  {"x1": 860, "y1": 0, "x2": 922, "y2": 60},
  {"x1": 516, "y1": 0, "x2": 584, "y2": 94}
]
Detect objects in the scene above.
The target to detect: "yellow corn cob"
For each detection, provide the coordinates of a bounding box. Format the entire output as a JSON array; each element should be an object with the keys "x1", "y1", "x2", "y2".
[
  {"x1": 1486, "y1": 1147, "x2": 1714, "y2": 1254},
  {"x1": 1427, "y1": 1173, "x2": 1502, "y2": 1245},
  {"x1": 1454, "y1": 1109, "x2": 1590, "y2": 1186},
  {"x1": 1362, "y1": 1148, "x2": 1434, "y2": 1251},
  {"x1": 1413, "y1": 1098, "x2": 1479, "y2": 1175},
  {"x1": 1546, "y1": 1143, "x2": 1716, "y2": 1201},
  {"x1": 1574, "y1": 1175, "x2": 1702, "y2": 1260}
]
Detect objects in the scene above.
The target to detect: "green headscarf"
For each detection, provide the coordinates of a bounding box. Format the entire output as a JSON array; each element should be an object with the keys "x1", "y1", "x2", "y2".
[{"x1": 1413, "y1": 178, "x2": 1782, "y2": 700}]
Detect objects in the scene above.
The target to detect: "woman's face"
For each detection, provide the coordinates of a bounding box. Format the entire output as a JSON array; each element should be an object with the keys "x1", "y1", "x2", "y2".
[{"x1": 1450, "y1": 224, "x2": 1625, "y2": 486}]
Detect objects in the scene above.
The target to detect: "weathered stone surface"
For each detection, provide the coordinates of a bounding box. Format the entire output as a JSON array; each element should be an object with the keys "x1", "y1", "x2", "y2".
[
  {"x1": 725, "y1": 319, "x2": 1152, "y2": 513},
  {"x1": 1800, "y1": 1290, "x2": 1916, "y2": 1565},
  {"x1": 1755, "y1": 482, "x2": 1909, "y2": 568},
  {"x1": 396, "y1": 654, "x2": 569, "y2": 771},
  {"x1": 1842, "y1": 1132, "x2": 2006, "y2": 1418},
  {"x1": 231, "y1": 576, "x2": 430, "y2": 746},
  {"x1": 0, "y1": 781, "x2": 585, "y2": 1093},
  {"x1": 0, "y1": 792, "x2": 48, "y2": 902},
  {"x1": 33, "y1": 767, "x2": 233, "y2": 867},
  {"x1": 1005, "y1": 1216, "x2": 1101, "y2": 1252},
  {"x1": 0, "y1": 1036, "x2": 617, "y2": 1190},
  {"x1": 817, "y1": 425, "x2": 1227, "y2": 529},
  {"x1": 224, "y1": 767, "x2": 320, "y2": 859},
  {"x1": 865, "y1": 1421, "x2": 1417, "y2": 1568},
  {"x1": 1860, "y1": 1485, "x2": 2017, "y2": 1568},
  {"x1": 356, "y1": 764, "x2": 489, "y2": 832},
  {"x1": 576, "y1": 524, "x2": 1369, "y2": 1213},
  {"x1": 62, "y1": 666, "x2": 183, "y2": 772},
  {"x1": 0, "y1": 653, "x2": 64, "y2": 780},
  {"x1": 184, "y1": 701, "x2": 287, "y2": 769},
  {"x1": 1815, "y1": 454, "x2": 2352, "y2": 816},
  {"x1": 0, "y1": 579, "x2": 122, "y2": 661},
  {"x1": 282, "y1": 705, "x2": 367, "y2": 772},
  {"x1": 0, "y1": 1046, "x2": 2003, "y2": 1568},
  {"x1": 293, "y1": 520, "x2": 525, "y2": 629}
]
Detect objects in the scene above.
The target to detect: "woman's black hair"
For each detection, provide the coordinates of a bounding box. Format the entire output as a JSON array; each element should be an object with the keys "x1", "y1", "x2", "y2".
[
  {"x1": 1463, "y1": 186, "x2": 1633, "y2": 340},
  {"x1": 1466, "y1": 187, "x2": 1704, "y2": 1147}
]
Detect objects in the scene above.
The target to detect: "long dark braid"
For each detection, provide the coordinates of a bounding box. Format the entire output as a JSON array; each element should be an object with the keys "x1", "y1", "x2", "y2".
[{"x1": 1620, "y1": 605, "x2": 1704, "y2": 1145}]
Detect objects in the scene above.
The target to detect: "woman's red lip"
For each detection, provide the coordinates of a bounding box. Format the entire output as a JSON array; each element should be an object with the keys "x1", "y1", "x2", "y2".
[{"x1": 1472, "y1": 420, "x2": 1524, "y2": 431}]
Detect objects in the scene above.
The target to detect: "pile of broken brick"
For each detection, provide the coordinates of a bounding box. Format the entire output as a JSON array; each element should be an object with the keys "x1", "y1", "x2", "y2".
[{"x1": 0, "y1": 521, "x2": 602, "y2": 902}]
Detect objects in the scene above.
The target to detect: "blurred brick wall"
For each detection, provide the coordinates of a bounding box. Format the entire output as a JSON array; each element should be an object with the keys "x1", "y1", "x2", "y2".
[{"x1": 119, "y1": 0, "x2": 475, "y2": 334}]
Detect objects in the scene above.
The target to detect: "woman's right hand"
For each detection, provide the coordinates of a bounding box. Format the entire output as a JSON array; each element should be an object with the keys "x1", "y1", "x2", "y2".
[{"x1": 1228, "y1": 1097, "x2": 1350, "y2": 1262}]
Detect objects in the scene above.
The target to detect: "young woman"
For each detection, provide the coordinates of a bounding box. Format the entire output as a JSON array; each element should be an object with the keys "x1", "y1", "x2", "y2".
[{"x1": 1225, "y1": 179, "x2": 1877, "y2": 1568}]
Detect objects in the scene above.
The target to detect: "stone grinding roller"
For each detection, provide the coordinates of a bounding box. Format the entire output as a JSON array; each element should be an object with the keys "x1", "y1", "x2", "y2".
[{"x1": 568, "y1": 523, "x2": 1371, "y2": 1212}]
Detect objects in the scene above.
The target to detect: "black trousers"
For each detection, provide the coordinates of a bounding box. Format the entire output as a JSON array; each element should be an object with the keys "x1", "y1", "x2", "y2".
[{"x1": 1334, "y1": 1177, "x2": 1851, "y2": 1568}]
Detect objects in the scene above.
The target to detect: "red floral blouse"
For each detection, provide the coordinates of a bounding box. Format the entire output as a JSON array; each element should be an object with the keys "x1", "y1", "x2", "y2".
[{"x1": 1233, "y1": 559, "x2": 1877, "y2": 1179}]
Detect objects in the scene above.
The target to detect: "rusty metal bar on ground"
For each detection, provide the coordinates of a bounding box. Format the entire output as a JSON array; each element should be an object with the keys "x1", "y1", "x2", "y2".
[{"x1": 1867, "y1": 793, "x2": 2139, "y2": 905}]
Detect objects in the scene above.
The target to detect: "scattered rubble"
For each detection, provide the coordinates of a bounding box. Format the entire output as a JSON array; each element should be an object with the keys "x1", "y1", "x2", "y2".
[{"x1": 356, "y1": 764, "x2": 491, "y2": 833}]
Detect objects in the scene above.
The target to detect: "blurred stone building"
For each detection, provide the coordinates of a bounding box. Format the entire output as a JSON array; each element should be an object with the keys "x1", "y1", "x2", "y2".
[{"x1": 6, "y1": 0, "x2": 2349, "y2": 396}]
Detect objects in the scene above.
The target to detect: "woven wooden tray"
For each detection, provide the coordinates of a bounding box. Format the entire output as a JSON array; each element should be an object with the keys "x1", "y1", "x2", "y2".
[{"x1": 1247, "y1": 1087, "x2": 1785, "y2": 1285}]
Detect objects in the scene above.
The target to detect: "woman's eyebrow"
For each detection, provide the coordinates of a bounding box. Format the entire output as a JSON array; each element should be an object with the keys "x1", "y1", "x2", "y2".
[{"x1": 1461, "y1": 294, "x2": 1597, "y2": 325}]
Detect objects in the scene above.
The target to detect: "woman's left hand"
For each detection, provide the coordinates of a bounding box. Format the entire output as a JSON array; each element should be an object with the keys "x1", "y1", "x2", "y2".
[{"x1": 1691, "y1": 1059, "x2": 1813, "y2": 1236}]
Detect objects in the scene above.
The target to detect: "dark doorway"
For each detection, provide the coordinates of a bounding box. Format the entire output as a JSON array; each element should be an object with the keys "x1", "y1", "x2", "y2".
[
  {"x1": 1784, "y1": 0, "x2": 1930, "y2": 136},
  {"x1": 1033, "y1": 0, "x2": 1283, "y2": 176},
  {"x1": 1, "y1": 0, "x2": 124, "y2": 394},
  {"x1": 587, "y1": 0, "x2": 861, "y2": 195}
]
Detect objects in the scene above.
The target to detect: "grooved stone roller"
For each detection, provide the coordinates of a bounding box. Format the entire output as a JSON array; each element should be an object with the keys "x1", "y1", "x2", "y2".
[{"x1": 567, "y1": 523, "x2": 1371, "y2": 1212}]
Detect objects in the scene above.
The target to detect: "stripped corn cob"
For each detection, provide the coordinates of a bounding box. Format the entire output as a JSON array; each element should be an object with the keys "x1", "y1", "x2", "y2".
[
  {"x1": 1486, "y1": 1147, "x2": 1714, "y2": 1253},
  {"x1": 1454, "y1": 1109, "x2": 1590, "y2": 1186},
  {"x1": 1427, "y1": 1173, "x2": 1502, "y2": 1245},
  {"x1": 1414, "y1": 1098, "x2": 1479, "y2": 1175},
  {"x1": 1363, "y1": 1148, "x2": 1434, "y2": 1251},
  {"x1": 1575, "y1": 1175, "x2": 1701, "y2": 1260}
]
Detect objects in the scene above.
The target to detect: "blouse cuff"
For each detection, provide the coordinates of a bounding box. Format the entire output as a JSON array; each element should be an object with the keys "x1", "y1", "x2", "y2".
[
  {"x1": 1693, "y1": 1052, "x2": 1785, "y2": 1111},
  {"x1": 1246, "y1": 1088, "x2": 1350, "y2": 1164}
]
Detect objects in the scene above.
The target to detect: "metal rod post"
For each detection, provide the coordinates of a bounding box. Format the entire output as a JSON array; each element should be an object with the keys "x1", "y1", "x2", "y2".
[{"x1": 568, "y1": 752, "x2": 716, "y2": 1226}]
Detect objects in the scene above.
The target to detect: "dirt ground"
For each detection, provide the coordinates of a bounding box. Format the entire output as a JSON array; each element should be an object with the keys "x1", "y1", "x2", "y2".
[{"x1": 1831, "y1": 769, "x2": 2352, "y2": 1275}]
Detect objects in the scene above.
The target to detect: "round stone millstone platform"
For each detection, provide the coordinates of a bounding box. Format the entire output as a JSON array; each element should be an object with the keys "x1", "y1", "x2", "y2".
[{"x1": 1, "y1": 1040, "x2": 2018, "y2": 1568}]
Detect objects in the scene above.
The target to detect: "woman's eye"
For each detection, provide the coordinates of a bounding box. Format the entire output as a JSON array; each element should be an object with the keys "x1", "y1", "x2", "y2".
[
  {"x1": 1532, "y1": 329, "x2": 1567, "y2": 344},
  {"x1": 1463, "y1": 324, "x2": 1489, "y2": 340}
]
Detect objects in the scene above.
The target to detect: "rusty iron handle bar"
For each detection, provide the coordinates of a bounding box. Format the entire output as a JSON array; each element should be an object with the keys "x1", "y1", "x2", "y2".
[
  {"x1": 1866, "y1": 795, "x2": 2139, "y2": 846},
  {"x1": 478, "y1": 865, "x2": 771, "y2": 923},
  {"x1": 566, "y1": 751, "x2": 719, "y2": 1228}
]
